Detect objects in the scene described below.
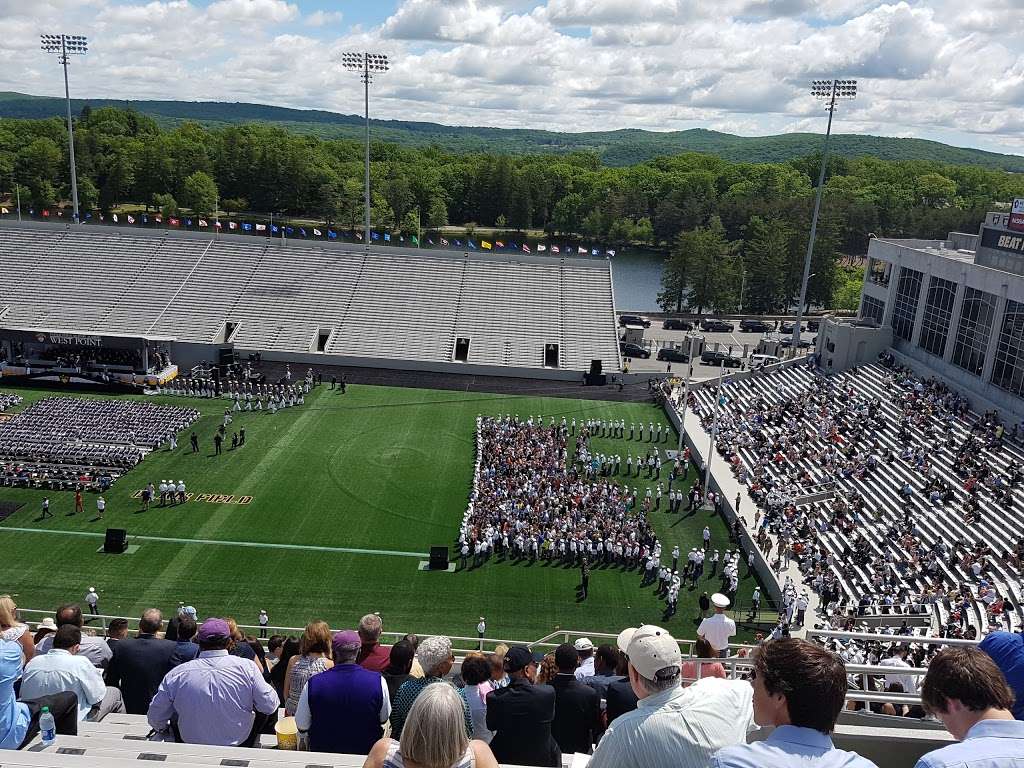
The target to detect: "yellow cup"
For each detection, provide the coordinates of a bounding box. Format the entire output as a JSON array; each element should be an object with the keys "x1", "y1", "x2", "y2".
[{"x1": 275, "y1": 716, "x2": 298, "y2": 750}]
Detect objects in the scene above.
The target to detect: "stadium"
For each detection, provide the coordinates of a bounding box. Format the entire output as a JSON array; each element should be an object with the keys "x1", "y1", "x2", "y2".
[{"x1": 3, "y1": 13, "x2": 1024, "y2": 768}]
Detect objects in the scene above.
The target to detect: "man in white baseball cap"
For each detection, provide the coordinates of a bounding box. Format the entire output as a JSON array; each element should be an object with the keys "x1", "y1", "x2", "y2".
[
  {"x1": 587, "y1": 625, "x2": 753, "y2": 768},
  {"x1": 698, "y1": 593, "x2": 737, "y2": 658},
  {"x1": 573, "y1": 637, "x2": 595, "y2": 680}
]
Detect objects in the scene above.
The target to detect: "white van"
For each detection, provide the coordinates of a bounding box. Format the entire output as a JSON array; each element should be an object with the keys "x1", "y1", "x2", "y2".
[{"x1": 750, "y1": 354, "x2": 781, "y2": 369}]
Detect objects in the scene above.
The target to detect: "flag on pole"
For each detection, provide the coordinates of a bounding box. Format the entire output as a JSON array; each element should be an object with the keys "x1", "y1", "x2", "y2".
[
  {"x1": 454, "y1": 239, "x2": 462, "y2": 246},
  {"x1": 313, "y1": 228, "x2": 322, "y2": 236},
  {"x1": 522, "y1": 243, "x2": 531, "y2": 253},
  {"x1": 155, "y1": 215, "x2": 162, "y2": 223},
  {"x1": 399, "y1": 235, "x2": 404, "y2": 242},
  {"x1": 286, "y1": 226, "x2": 294, "y2": 235},
  {"x1": 607, "y1": 249, "x2": 616, "y2": 257},
  {"x1": 255, "y1": 223, "x2": 266, "y2": 232},
  {"x1": 592, "y1": 248, "x2": 599, "y2": 256},
  {"x1": 537, "y1": 244, "x2": 546, "y2": 252},
  {"x1": 1, "y1": 207, "x2": 9, "y2": 214},
  {"x1": 384, "y1": 233, "x2": 391, "y2": 241},
  {"x1": 271, "y1": 224, "x2": 279, "y2": 234},
  {"x1": 440, "y1": 238, "x2": 450, "y2": 246},
  {"x1": 578, "y1": 246, "x2": 587, "y2": 254},
  {"x1": 112, "y1": 214, "x2": 118, "y2": 223},
  {"x1": 481, "y1": 240, "x2": 492, "y2": 250},
  {"x1": 126, "y1": 215, "x2": 135, "y2": 224},
  {"x1": 428, "y1": 238, "x2": 434, "y2": 245},
  {"x1": 185, "y1": 218, "x2": 192, "y2": 227},
  {"x1": 198, "y1": 219, "x2": 208, "y2": 228},
  {"x1": 468, "y1": 239, "x2": 477, "y2": 249},
  {"x1": 371, "y1": 232, "x2": 380, "y2": 240},
  {"x1": 328, "y1": 230, "x2": 338, "y2": 239},
  {"x1": 169, "y1": 217, "x2": 180, "y2": 226},
  {"x1": 412, "y1": 235, "x2": 419, "y2": 245},
  {"x1": 215, "y1": 221, "x2": 223, "y2": 228},
  {"x1": 495, "y1": 241, "x2": 504, "y2": 248},
  {"x1": 242, "y1": 223, "x2": 252, "y2": 231},
  {"x1": 300, "y1": 228, "x2": 307, "y2": 237},
  {"x1": 229, "y1": 221, "x2": 237, "y2": 230},
  {"x1": 355, "y1": 231, "x2": 363, "y2": 240},
  {"x1": 551, "y1": 245, "x2": 560, "y2": 254}
]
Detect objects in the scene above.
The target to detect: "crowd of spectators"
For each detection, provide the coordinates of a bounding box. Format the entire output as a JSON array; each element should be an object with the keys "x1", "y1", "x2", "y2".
[
  {"x1": 2, "y1": 594, "x2": 1024, "y2": 766},
  {"x1": 673, "y1": 356, "x2": 1023, "y2": 638},
  {"x1": 460, "y1": 415, "x2": 660, "y2": 574}
]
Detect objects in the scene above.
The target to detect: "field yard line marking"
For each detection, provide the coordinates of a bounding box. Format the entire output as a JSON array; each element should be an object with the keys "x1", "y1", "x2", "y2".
[{"x1": 0, "y1": 526, "x2": 428, "y2": 558}]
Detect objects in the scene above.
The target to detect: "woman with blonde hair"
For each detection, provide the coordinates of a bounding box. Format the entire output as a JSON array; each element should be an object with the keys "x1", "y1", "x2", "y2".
[
  {"x1": 534, "y1": 653, "x2": 558, "y2": 685},
  {"x1": 283, "y1": 620, "x2": 333, "y2": 715},
  {"x1": 363, "y1": 682, "x2": 498, "y2": 768},
  {"x1": 0, "y1": 594, "x2": 34, "y2": 662}
]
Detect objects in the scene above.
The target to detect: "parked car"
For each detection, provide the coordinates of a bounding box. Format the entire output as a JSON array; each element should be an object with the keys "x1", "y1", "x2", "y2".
[
  {"x1": 619, "y1": 314, "x2": 652, "y2": 328},
  {"x1": 699, "y1": 318, "x2": 735, "y2": 332},
  {"x1": 657, "y1": 347, "x2": 690, "y2": 363},
  {"x1": 749, "y1": 353, "x2": 781, "y2": 369},
  {"x1": 779, "y1": 337, "x2": 813, "y2": 349},
  {"x1": 662, "y1": 318, "x2": 693, "y2": 330},
  {"x1": 700, "y1": 349, "x2": 742, "y2": 367},
  {"x1": 620, "y1": 342, "x2": 651, "y2": 359},
  {"x1": 779, "y1": 321, "x2": 804, "y2": 334},
  {"x1": 806, "y1": 318, "x2": 820, "y2": 332},
  {"x1": 738, "y1": 319, "x2": 773, "y2": 333}
]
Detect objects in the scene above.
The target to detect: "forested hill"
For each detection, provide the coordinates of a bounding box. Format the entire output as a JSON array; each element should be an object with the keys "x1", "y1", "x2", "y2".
[{"x1": 2, "y1": 91, "x2": 1023, "y2": 171}]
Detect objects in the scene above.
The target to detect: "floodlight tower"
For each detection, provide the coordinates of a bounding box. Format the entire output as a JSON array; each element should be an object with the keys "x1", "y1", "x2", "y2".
[
  {"x1": 340, "y1": 52, "x2": 390, "y2": 252},
  {"x1": 40, "y1": 34, "x2": 88, "y2": 224},
  {"x1": 791, "y1": 79, "x2": 857, "y2": 352}
]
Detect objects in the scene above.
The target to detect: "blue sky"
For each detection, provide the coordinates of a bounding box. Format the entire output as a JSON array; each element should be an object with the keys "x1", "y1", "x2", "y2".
[{"x1": 2, "y1": 0, "x2": 1024, "y2": 156}]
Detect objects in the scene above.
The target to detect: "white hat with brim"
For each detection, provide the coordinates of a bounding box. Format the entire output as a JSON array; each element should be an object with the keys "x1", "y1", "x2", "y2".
[
  {"x1": 616, "y1": 625, "x2": 681, "y2": 680},
  {"x1": 39, "y1": 618, "x2": 57, "y2": 630},
  {"x1": 712, "y1": 593, "x2": 731, "y2": 608},
  {"x1": 574, "y1": 637, "x2": 594, "y2": 651}
]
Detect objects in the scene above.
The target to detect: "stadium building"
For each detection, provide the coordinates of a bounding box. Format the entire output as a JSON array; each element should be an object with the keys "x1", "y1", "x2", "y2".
[
  {"x1": 0, "y1": 221, "x2": 621, "y2": 386},
  {"x1": 854, "y1": 207, "x2": 1024, "y2": 420}
]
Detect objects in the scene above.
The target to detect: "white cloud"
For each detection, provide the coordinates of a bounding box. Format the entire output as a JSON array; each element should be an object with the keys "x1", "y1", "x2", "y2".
[
  {"x1": 304, "y1": 9, "x2": 342, "y2": 27},
  {"x1": 0, "y1": 0, "x2": 1022, "y2": 157},
  {"x1": 206, "y1": 0, "x2": 298, "y2": 23}
]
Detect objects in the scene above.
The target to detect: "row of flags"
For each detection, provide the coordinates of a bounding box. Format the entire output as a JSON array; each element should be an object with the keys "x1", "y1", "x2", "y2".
[{"x1": 0, "y1": 207, "x2": 617, "y2": 257}]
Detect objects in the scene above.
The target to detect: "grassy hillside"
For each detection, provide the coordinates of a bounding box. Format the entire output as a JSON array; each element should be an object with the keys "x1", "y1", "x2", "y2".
[{"x1": 3, "y1": 91, "x2": 1023, "y2": 171}]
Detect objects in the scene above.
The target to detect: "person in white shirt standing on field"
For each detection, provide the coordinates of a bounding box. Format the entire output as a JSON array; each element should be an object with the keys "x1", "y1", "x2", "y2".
[
  {"x1": 85, "y1": 587, "x2": 99, "y2": 616},
  {"x1": 698, "y1": 594, "x2": 737, "y2": 658},
  {"x1": 96, "y1": 496, "x2": 106, "y2": 520},
  {"x1": 258, "y1": 610, "x2": 269, "y2": 639}
]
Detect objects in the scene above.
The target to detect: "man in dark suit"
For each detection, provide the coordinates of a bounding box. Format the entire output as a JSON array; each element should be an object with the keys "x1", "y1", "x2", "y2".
[
  {"x1": 486, "y1": 646, "x2": 561, "y2": 767},
  {"x1": 105, "y1": 609, "x2": 176, "y2": 714},
  {"x1": 550, "y1": 643, "x2": 601, "y2": 755}
]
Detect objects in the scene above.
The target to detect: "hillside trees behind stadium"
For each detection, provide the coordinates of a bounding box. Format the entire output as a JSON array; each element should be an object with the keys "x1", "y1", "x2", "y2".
[{"x1": 2, "y1": 107, "x2": 1024, "y2": 311}]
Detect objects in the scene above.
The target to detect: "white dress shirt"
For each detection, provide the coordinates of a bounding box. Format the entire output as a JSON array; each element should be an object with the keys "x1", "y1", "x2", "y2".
[
  {"x1": 588, "y1": 677, "x2": 755, "y2": 768},
  {"x1": 36, "y1": 633, "x2": 112, "y2": 668},
  {"x1": 698, "y1": 613, "x2": 737, "y2": 652},
  {"x1": 20, "y1": 649, "x2": 105, "y2": 721}
]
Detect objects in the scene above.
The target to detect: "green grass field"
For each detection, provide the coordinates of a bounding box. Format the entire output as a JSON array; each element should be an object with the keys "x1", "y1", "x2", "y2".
[{"x1": 0, "y1": 383, "x2": 762, "y2": 643}]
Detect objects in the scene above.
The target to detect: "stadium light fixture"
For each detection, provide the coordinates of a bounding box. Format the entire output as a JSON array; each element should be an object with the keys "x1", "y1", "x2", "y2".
[
  {"x1": 792, "y1": 79, "x2": 857, "y2": 353},
  {"x1": 340, "y1": 51, "x2": 390, "y2": 252},
  {"x1": 40, "y1": 33, "x2": 88, "y2": 225}
]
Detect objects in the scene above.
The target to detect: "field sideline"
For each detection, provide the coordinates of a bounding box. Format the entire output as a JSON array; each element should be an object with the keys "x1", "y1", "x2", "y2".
[{"x1": 0, "y1": 383, "x2": 763, "y2": 641}]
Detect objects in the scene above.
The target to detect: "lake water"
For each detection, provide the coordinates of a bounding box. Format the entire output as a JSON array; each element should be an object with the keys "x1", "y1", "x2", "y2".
[{"x1": 610, "y1": 250, "x2": 665, "y2": 311}]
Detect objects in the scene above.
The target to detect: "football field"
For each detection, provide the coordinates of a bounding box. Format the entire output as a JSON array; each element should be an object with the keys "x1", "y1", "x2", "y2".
[{"x1": 0, "y1": 383, "x2": 762, "y2": 642}]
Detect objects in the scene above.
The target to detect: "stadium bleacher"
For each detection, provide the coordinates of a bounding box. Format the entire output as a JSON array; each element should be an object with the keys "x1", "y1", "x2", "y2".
[
  {"x1": 686, "y1": 358, "x2": 1024, "y2": 637},
  {"x1": 0, "y1": 225, "x2": 621, "y2": 373}
]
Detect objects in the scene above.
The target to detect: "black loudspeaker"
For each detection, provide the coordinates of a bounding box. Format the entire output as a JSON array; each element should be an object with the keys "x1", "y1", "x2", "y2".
[
  {"x1": 589, "y1": 359, "x2": 603, "y2": 376},
  {"x1": 429, "y1": 546, "x2": 449, "y2": 570},
  {"x1": 103, "y1": 528, "x2": 127, "y2": 554}
]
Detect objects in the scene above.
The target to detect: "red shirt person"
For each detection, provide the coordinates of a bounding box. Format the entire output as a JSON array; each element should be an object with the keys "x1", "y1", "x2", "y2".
[{"x1": 356, "y1": 614, "x2": 391, "y2": 673}]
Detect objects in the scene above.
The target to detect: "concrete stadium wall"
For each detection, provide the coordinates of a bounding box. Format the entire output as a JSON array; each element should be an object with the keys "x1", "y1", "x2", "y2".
[
  {"x1": 663, "y1": 401, "x2": 784, "y2": 608},
  {"x1": 241, "y1": 348, "x2": 597, "y2": 382}
]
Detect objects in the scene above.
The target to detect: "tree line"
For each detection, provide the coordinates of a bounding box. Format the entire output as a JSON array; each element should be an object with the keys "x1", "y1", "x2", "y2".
[{"x1": 2, "y1": 105, "x2": 1022, "y2": 313}]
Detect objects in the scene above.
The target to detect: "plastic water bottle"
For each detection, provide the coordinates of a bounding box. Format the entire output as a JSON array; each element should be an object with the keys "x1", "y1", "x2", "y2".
[{"x1": 39, "y1": 706, "x2": 56, "y2": 746}]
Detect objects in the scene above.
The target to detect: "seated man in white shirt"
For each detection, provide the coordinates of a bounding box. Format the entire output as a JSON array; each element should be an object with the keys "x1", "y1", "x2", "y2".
[
  {"x1": 20, "y1": 625, "x2": 124, "y2": 722},
  {"x1": 587, "y1": 625, "x2": 753, "y2": 768},
  {"x1": 34, "y1": 604, "x2": 112, "y2": 669}
]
